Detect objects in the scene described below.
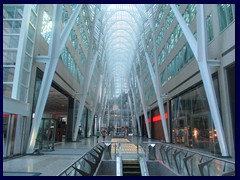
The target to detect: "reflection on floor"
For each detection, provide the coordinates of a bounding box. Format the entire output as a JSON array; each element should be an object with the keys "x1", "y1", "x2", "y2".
[
  {"x1": 3, "y1": 136, "x2": 158, "y2": 176},
  {"x1": 111, "y1": 138, "x2": 137, "y2": 154},
  {"x1": 3, "y1": 172, "x2": 41, "y2": 176}
]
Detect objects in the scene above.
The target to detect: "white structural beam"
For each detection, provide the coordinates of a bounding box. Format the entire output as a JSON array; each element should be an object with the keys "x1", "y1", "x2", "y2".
[
  {"x1": 207, "y1": 59, "x2": 221, "y2": 67},
  {"x1": 27, "y1": 4, "x2": 62, "y2": 153},
  {"x1": 35, "y1": 56, "x2": 50, "y2": 63},
  {"x1": 107, "y1": 89, "x2": 110, "y2": 127},
  {"x1": 88, "y1": 60, "x2": 107, "y2": 136},
  {"x1": 141, "y1": 36, "x2": 170, "y2": 142},
  {"x1": 88, "y1": 59, "x2": 108, "y2": 136},
  {"x1": 87, "y1": 74, "x2": 102, "y2": 136},
  {"x1": 11, "y1": 5, "x2": 31, "y2": 99},
  {"x1": 73, "y1": 7, "x2": 101, "y2": 141},
  {"x1": 96, "y1": 79, "x2": 105, "y2": 129},
  {"x1": 95, "y1": 72, "x2": 108, "y2": 130},
  {"x1": 100, "y1": 90, "x2": 109, "y2": 127},
  {"x1": 133, "y1": 63, "x2": 151, "y2": 138},
  {"x1": 73, "y1": 51, "x2": 99, "y2": 140},
  {"x1": 170, "y1": 4, "x2": 229, "y2": 156},
  {"x1": 130, "y1": 83, "x2": 142, "y2": 137},
  {"x1": 149, "y1": 7, "x2": 170, "y2": 142},
  {"x1": 128, "y1": 93, "x2": 136, "y2": 135},
  {"x1": 196, "y1": 5, "x2": 229, "y2": 156},
  {"x1": 170, "y1": 4, "x2": 197, "y2": 58}
]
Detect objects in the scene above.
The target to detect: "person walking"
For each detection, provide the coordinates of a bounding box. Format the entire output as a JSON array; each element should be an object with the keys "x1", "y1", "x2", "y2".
[
  {"x1": 96, "y1": 129, "x2": 100, "y2": 143},
  {"x1": 101, "y1": 129, "x2": 106, "y2": 141}
]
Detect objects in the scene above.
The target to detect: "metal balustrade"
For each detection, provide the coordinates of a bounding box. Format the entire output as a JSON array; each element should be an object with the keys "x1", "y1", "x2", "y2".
[
  {"x1": 58, "y1": 143, "x2": 105, "y2": 176},
  {"x1": 57, "y1": 140, "x2": 234, "y2": 176},
  {"x1": 142, "y1": 142, "x2": 235, "y2": 176}
]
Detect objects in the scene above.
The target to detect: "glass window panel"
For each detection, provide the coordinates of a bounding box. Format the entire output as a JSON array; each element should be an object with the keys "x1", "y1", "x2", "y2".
[
  {"x1": 3, "y1": 20, "x2": 13, "y2": 34},
  {"x1": 218, "y1": 4, "x2": 227, "y2": 31},
  {"x1": 175, "y1": 55, "x2": 180, "y2": 72},
  {"x1": 226, "y1": 4, "x2": 234, "y2": 24},
  {"x1": 21, "y1": 70, "x2": 29, "y2": 86},
  {"x1": 23, "y1": 53, "x2": 31, "y2": 70},
  {"x1": 3, "y1": 67, "x2": 15, "y2": 82},
  {"x1": 3, "y1": 6, "x2": 15, "y2": 19},
  {"x1": 3, "y1": 50, "x2": 17, "y2": 65},
  {"x1": 3, "y1": 84, "x2": 13, "y2": 98},
  {"x1": 3, "y1": 35, "x2": 19, "y2": 48},
  {"x1": 190, "y1": 4, "x2": 196, "y2": 21},
  {"x1": 28, "y1": 24, "x2": 35, "y2": 41},
  {"x1": 26, "y1": 39, "x2": 33, "y2": 55},
  {"x1": 181, "y1": 45, "x2": 187, "y2": 66},
  {"x1": 19, "y1": 85, "x2": 27, "y2": 101},
  {"x1": 206, "y1": 14, "x2": 214, "y2": 42},
  {"x1": 186, "y1": 43, "x2": 194, "y2": 61},
  {"x1": 3, "y1": 20, "x2": 22, "y2": 34},
  {"x1": 62, "y1": 6, "x2": 68, "y2": 25},
  {"x1": 41, "y1": 11, "x2": 52, "y2": 44},
  {"x1": 15, "y1": 6, "x2": 24, "y2": 19},
  {"x1": 3, "y1": 6, "x2": 23, "y2": 19},
  {"x1": 30, "y1": 11, "x2": 37, "y2": 26},
  {"x1": 70, "y1": 4, "x2": 77, "y2": 12},
  {"x1": 32, "y1": 4, "x2": 38, "y2": 13},
  {"x1": 13, "y1": 20, "x2": 22, "y2": 33},
  {"x1": 170, "y1": 79, "x2": 221, "y2": 154},
  {"x1": 232, "y1": 4, "x2": 235, "y2": 16}
]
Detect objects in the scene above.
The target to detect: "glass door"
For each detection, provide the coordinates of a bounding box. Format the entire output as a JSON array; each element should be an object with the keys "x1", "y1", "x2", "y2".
[{"x1": 3, "y1": 114, "x2": 26, "y2": 157}]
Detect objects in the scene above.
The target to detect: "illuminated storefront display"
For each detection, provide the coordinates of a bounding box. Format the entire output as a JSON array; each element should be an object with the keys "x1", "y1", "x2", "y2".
[{"x1": 171, "y1": 78, "x2": 221, "y2": 155}]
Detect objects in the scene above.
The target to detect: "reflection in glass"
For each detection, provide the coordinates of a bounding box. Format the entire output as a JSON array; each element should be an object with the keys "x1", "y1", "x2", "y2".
[{"x1": 171, "y1": 78, "x2": 221, "y2": 155}]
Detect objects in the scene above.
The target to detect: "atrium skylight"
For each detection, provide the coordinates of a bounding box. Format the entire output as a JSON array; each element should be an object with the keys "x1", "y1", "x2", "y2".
[{"x1": 97, "y1": 4, "x2": 147, "y2": 97}]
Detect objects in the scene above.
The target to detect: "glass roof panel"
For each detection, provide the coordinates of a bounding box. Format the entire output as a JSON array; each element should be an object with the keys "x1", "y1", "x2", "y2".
[{"x1": 91, "y1": 4, "x2": 151, "y2": 97}]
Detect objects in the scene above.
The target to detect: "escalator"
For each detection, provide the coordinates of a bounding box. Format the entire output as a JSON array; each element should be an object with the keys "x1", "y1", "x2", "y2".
[{"x1": 122, "y1": 160, "x2": 141, "y2": 176}]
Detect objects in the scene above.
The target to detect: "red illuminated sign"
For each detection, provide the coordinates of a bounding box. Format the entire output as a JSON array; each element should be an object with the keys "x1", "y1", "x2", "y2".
[{"x1": 147, "y1": 113, "x2": 168, "y2": 123}]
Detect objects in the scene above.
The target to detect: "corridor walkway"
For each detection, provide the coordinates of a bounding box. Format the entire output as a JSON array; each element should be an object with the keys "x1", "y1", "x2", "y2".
[{"x1": 3, "y1": 136, "x2": 160, "y2": 176}]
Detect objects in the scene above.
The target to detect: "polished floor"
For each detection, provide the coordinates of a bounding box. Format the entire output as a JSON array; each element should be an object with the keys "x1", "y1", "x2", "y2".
[{"x1": 3, "y1": 135, "x2": 160, "y2": 176}]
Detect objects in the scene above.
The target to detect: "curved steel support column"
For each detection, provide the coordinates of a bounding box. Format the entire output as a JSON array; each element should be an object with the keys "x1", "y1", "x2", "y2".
[
  {"x1": 27, "y1": 5, "x2": 62, "y2": 153},
  {"x1": 133, "y1": 64, "x2": 151, "y2": 138},
  {"x1": 141, "y1": 40, "x2": 170, "y2": 142},
  {"x1": 130, "y1": 84, "x2": 142, "y2": 137},
  {"x1": 86, "y1": 75, "x2": 102, "y2": 137},
  {"x1": 196, "y1": 5, "x2": 229, "y2": 156},
  {"x1": 73, "y1": 8, "x2": 102, "y2": 140},
  {"x1": 143, "y1": 7, "x2": 170, "y2": 142},
  {"x1": 73, "y1": 51, "x2": 99, "y2": 140},
  {"x1": 128, "y1": 94, "x2": 135, "y2": 134}
]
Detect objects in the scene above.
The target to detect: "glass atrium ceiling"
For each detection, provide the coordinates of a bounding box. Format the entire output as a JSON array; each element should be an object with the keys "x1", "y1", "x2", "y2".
[{"x1": 89, "y1": 4, "x2": 151, "y2": 97}]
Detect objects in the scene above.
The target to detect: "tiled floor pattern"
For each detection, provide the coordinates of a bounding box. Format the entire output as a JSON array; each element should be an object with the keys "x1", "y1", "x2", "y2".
[{"x1": 110, "y1": 138, "x2": 143, "y2": 154}]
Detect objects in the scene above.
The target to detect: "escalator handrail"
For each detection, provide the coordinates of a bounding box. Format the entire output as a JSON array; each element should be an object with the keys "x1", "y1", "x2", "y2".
[{"x1": 137, "y1": 144, "x2": 149, "y2": 176}]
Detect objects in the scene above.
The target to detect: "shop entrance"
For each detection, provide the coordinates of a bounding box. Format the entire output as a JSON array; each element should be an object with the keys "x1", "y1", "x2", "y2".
[
  {"x1": 32, "y1": 69, "x2": 73, "y2": 147},
  {"x1": 35, "y1": 118, "x2": 56, "y2": 151}
]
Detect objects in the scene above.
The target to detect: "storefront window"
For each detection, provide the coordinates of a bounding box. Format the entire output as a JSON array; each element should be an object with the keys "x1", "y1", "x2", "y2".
[
  {"x1": 3, "y1": 113, "x2": 27, "y2": 157},
  {"x1": 151, "y1": 104, "x2": 168, "y2": 141},
  {"x1": 171, "y1": 78, "x2": 221, "y2": 155}
]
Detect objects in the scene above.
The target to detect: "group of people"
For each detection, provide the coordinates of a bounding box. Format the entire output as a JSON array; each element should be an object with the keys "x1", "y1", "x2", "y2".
[{"x1": 96, "y1": 128, "x2": 107, "y2": 143}]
